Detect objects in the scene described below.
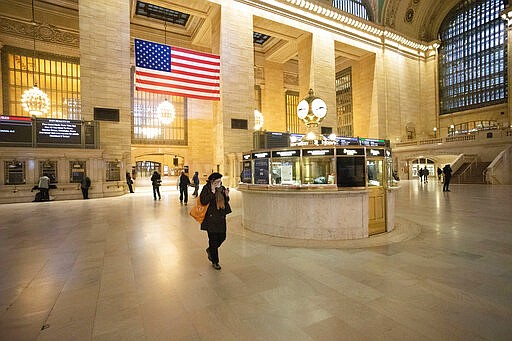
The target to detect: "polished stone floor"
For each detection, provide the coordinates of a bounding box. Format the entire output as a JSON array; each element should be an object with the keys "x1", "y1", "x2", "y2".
[{"x1": 0, "y1": 179, "x2": 511, "y2": 340}]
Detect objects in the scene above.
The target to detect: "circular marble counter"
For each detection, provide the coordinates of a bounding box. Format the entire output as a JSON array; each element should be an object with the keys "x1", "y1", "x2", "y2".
[{"x1": 238, "y1": 187, "x2": 372, "y2": 240}]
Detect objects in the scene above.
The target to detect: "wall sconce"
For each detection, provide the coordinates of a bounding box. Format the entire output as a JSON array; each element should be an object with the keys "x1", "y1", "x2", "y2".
[{"x1": 433, "y1": 127, "x2": 437, "y2": 137}]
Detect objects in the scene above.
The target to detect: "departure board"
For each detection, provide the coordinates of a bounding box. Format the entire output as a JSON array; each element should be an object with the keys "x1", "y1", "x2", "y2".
[{"x1": 0, "y1": 116, "x2": 33, "y2": 144}]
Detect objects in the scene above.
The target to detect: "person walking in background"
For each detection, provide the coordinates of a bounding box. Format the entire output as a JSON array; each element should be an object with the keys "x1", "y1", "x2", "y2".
[
  {"x1": 38, "y1": 173, "x2": 50, "y2": 201},
  {"x1": 151, "y1": 171, "x2": 162, "y2": 200},
  {"x1": 80, "y1": 175, "x2": 91, "y2": 199},
  {"x1": 423, "y1": 166, "x2": 430, "y2": 183},
  {"x1": 418, "y1": 167, "x2": 424, "y2": 182},
  {"x1": 192, "y1": 171, "x2": 200, "y2": 197},
  {"x1": 200, "y1": 172, "x2": 231, "y2": 270},
  {"x1": 126, "y1": 172, "x2": 134, "y2": 193},
  {"x1": 179, "y1": 170, "x2": 191, "y2": 205},
  {"x1": 437, "y1": 167, "x2": 443, "y2": 181},
  {"x1": 442, "y1": 164, "x2": 453, "y2": 192}
]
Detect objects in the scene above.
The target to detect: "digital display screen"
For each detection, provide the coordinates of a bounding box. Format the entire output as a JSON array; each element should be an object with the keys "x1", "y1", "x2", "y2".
[
  {"x1": 253, "y1": 158, "x2": 269, "y2": 184},
  {"x1": 0, "y1": 116, "x2": 32, "y2": 144},
  {"x1": 36, "y1": 118, "x2": 81, "y2": 145}
]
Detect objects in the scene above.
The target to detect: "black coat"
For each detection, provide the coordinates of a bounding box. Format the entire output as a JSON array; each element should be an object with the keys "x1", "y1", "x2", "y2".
[{"x1": 199, "y1": 182, "x2": 230, "y2": 233}]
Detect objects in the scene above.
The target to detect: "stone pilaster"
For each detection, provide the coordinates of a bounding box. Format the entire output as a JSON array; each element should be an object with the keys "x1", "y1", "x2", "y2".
[
  {"x1": 79, "y1": 0, "x2": 131, "y2": 168},
  {"x1": 211, "y1": 1, "x2": 254, "y2": 180},
  {"x1": 297, "y1": 32, "x2": 337, "y2": 131}
]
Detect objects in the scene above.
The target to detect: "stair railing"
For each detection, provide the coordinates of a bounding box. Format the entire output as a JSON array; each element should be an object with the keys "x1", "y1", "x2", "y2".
[
  {"x1": 457, "y1": 155, "x2": 478, "y2": 183},
  {"x1": 485, "y1": 146, "x2": 511, "y2": 184}
]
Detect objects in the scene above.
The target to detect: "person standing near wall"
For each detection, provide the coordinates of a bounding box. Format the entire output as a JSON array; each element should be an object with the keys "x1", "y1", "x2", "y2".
[
  {"x1": 443, "y1": 164, "x2": 453, "y2": 192},
  {"x1": 80, "y1": 176, "x2": 91, "y2": 199},
  {"x1": 126, "y1": 172, "x2": 134, "y2": 193},
  {"x1": 151, "y1": 171, "x2": 162, "y2": 200},
  {"x1": 437, "y1": 167, "x2": 443, "y2": 181},
  {"x1": 200, "y1": 172, "x2": 231, "y2": 270}
]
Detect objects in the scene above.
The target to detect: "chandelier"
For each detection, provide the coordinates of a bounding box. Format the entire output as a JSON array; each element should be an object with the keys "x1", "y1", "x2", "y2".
[
  {"x1": 22, "y1": 85, "x2": 49, "y2": 116},
  {"x1": 157, "y1": 99, "x2": 175, "y2": 125},
  {"x1": 21, "y1": 0, "x2": 49, "y2": 117}
]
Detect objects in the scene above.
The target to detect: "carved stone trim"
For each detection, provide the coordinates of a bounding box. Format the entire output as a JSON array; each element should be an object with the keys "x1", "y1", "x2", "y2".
[
  {"x1": 283, "y1": 71, "x2": 298, "y2": 86},
  {"x1": 0, "y1": 17, "x2": 79, "y2": 47}
]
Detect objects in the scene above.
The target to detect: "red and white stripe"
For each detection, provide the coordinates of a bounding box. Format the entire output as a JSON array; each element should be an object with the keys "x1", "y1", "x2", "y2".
[{"x1": 135, "y1": 46, "x2": 220, "y2": 101}]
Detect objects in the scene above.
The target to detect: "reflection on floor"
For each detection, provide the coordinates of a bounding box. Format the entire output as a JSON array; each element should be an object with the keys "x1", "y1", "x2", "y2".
[{"x1": 0, "y1": 180, "x2": 511, "y2": 340}]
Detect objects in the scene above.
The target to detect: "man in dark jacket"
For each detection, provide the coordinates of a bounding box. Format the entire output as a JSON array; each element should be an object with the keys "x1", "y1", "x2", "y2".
[
  {"x1": 200, "y1": 172, "x2": 231, "y2": 270},
  {"x1": 442, "y1": 164, "x2": 453, "y2": 192},
  {"x1": 179, "y1": 171, "x2": 191, "y2": 204}
]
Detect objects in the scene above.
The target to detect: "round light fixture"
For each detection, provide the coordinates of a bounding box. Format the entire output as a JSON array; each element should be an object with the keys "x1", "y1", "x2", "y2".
[
  {"x1": 21, "y1": 85, "x2": 49, "y2": 116},
  {"x1": 157, "y1": 99, "x2": 175, "y2": 125}
]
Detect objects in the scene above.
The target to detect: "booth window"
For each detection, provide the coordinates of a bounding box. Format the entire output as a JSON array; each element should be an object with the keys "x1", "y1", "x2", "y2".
[
  {"x1": 336, "y1": 157, "x2": 365, "y2": 187},
  {"x1": 40, "y1": 161, "x2": 57, "y2": 183},
  {"x1": 438, "y1": 0, "x2": 507, "y2": 114},
  {"x1": 302, "y1": 157, "x2": 335, "y2": 185},
  {"x1": 70, "y1": 161, "x2": 86, "y2": 183},
  {"x1": 131, "y1": 68, "x2": 187, "y2": 145},
  {"x1": 1, "y1": 46, "x2": 81, "y2": 119},
  {"x1": 285, "y1": 90, "x2": 300, "y2": 133},
  {"x1": 106, "y1": 161, "x2": 121, "y2": 181},
  {"x1": 335, "y1": 68, "x2": 353, "y2": 137},
  {"x1": 4, "y1": 161, "x2": 25, "y2": 185}
]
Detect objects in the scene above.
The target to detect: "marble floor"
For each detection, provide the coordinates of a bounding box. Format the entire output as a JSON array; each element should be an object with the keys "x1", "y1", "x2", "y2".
[{"x1": 0, "y1": 180, "x2": 511, "y2": 340}]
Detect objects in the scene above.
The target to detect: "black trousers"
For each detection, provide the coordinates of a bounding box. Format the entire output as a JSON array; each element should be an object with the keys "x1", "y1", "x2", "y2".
[
  {"x1": 207, "y1": 231, "x2": 226, "y2": 264},
  {"x1": 443, "y1": 177, "x2": 451, "y2": 191},
  {"x1": 81, "y1": 187, "x2": 89, "y2": 199},
  {"x1": 153, "y1": 185, "x2": 161, "y2": 199},
  {"x1": 40, "y1": 188, "x2": 49, "y2": 201},
  {"x1": 179, "y1": 186, "x2": 188, "y2": 203},
  {"x1": 127, "y1": 182, "x2": 134, "y2": 193}
]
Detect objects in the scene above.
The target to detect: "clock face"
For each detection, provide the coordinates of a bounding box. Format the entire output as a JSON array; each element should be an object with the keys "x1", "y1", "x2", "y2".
[
  {"x1": 297, "y1": 100, "x2": 309, "y2": 119},
  {"x1": 311, "y1": 98, "x2": 327, "y2": 118}
]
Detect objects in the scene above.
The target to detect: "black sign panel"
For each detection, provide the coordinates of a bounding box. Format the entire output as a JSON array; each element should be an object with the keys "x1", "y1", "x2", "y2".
[
  {"x1": 271, "y1": 149, "x2": 300, "y2": 158},
  {"x1": 94, "y1": 107, "x2": 120, "y2": 122},
  {"x1": 252, "y1": 151, "x2": 270, "y2": 159},
  {"x1": 335, "y1": 137, "x2": 359, "y2": 146},
  {"x1": 302, "y1": 148, "x2": 334, "y2": 156},
  {"x1": 336, "y1": 147, "x2": 365, "y2": 156},
  {"x1": 241, "y1": 161, "x2": 252, "y2": 183},
  {"x1": 366, "y1": 148, "x2": 385, "y2": 157},
  {"x1": 36, "y1": 118, "x2": 81, "y2": 145},
  {"x1": 0, "y1": 116, "x2": 32, "y2": 144},
  {"x1": 242, "y1": 154, "x2": 251, "y2": 160},
  {"x1": 253, "y1": 158, "x2": 269, "y2": 184}
]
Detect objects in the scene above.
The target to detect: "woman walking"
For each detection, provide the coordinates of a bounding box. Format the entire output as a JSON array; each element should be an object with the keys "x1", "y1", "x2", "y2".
[
  {"x1": 150, "y1": 171, "x2": 162, "y2": 200},
  {"x1": 200, "y1": 172, "x2": 231, "y2": 270}
]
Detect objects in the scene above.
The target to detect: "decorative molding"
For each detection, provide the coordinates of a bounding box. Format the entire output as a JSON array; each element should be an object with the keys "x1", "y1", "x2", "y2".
[
  {"x1": 0, "y1": 17, "x2": 79, "y2": 47},
  {"x1": 283, "y1": 71, "x2": 298, "y2": 86},
  {"x1": 254, "y1": 65, "x2": 265, "y2": 83}
]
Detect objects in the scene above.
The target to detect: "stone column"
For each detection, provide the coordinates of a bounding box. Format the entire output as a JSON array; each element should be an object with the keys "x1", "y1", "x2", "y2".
[
  {"x1": 211, "y1": 1, "x2": 255, "y2": 177},
  {"x1": 79, "y1": 1, "x2": 131, "y2": 175},
  {"x1": 297, "y1": 32, "x2": 337, "y2": 131}
]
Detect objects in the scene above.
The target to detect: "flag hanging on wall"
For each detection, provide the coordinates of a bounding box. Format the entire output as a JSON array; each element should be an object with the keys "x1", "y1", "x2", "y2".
[{"x1": 134, "y1": 38, "x2": 220, "y2": 101}]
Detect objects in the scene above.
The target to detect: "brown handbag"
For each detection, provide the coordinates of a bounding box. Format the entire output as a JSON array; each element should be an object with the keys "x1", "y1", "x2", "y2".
[{"x1": 189, "y1": 197, "x2": 210, "y2": 224}]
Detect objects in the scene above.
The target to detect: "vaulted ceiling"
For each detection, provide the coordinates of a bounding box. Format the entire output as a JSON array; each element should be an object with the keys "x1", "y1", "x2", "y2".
[{"x1": 1, "y1": 0, "x2": 476, "y2": 62}]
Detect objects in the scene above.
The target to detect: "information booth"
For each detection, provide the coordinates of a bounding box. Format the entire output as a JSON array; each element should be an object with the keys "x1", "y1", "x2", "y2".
[{"x1": 238, "y1": 136, "x2": 397, "y2": 240}]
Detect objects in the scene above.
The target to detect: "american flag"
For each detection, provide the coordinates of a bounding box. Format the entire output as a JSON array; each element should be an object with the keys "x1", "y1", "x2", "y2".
[{"x1": 134, "y1": 39, "x2": 220, "y2": 101}]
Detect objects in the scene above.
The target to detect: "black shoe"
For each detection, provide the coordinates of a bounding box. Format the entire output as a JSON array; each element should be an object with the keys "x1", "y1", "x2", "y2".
[
  {"x1": 206, "y1": 248, "x2": 212, "y2": 262},
  {"x1": 212, "y1": 263, "x2": 221, "y2": 270}
]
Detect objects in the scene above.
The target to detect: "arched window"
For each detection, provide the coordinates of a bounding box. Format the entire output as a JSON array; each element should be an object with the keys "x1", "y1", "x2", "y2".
[
  {"x1": 438, "y1": 0, "x2": 507, "y2": 114},
  {"x1": 332, "y1": 0, "x2": 372, "y2": 21}
]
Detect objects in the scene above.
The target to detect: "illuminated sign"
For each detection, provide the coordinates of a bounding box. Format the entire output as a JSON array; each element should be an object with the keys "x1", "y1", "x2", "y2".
[
  {"x1": 366, "y1": 148, "x2": 385, "y2": 157},
  {"x1": 271, "y1": 150, "x2": 300, "y2": 158},
  {"x1": 303, "y1": 149, "x2": 334, "y2": 156},
  {"x1": 337, "y1": 148, "x2": 364, "y2": 156},
  {"x1": 243, "y1": 154, "x2": 251, "y2": 160},
  {"x1": 252, "y1": 152, "x2": 270, "y2": 159},
  {"x1": 36, "y1": 118, "x2": 82, "y2": 144}
]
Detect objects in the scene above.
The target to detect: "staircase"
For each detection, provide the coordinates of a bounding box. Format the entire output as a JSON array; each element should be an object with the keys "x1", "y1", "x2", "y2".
[{"x1": 453, "y1": 161, "x2": 491, "y2": 184}]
